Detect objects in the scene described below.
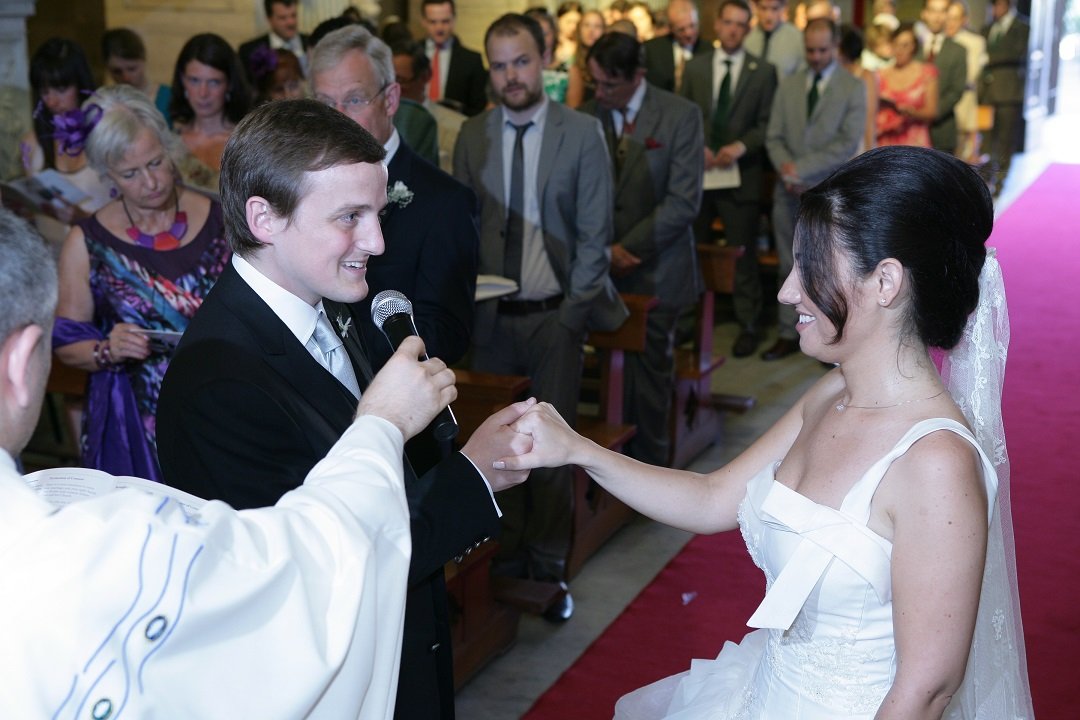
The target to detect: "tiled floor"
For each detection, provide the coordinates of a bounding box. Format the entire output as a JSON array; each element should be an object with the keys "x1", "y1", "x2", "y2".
[{"x1": 454, "y1": 64, "x2": 1080, "y2": 718}]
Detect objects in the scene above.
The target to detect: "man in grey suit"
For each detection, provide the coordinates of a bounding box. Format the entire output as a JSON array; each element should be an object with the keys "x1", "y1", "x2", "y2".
[
  {"x1": 582, "y1": 32, "x2": 704, "y2": 467},
  {"x1": 920, "y1": 0, "x2": 968, "y2": 154},
  {"x1": 764, "y1": 18, "x2": 865, "y2": 359},
  {"x1": 681, "y1": 0, "x2": 777, "y2": 359},
  {"x1": 642, "y1": 0, "x2": 710, "y2": 92},
  {"x1": 979, "y1": 0, "x2": 1029, "y2": 196},
  {"x1": 745, "y1": 0, "x2": 805, "y2": 80},
  {"x1": 453, "y1": 13, "x2": 627, "y2": 620}
]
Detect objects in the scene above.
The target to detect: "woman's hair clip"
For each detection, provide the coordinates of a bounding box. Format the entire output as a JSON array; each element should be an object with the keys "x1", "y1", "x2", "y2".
[{"x1": 248, "y1": 45, "x2": 279, "y2": 82}]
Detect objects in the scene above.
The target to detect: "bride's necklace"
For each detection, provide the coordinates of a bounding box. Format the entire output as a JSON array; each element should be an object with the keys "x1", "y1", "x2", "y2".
[
  {"x1": 835, "y1": 389, "x2": 945, "y2": 412},
  {"x1": 122, "y1": 190, "x2": 187, "y2": 251}
]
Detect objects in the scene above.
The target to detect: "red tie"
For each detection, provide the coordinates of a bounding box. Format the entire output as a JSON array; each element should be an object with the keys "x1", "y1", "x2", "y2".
[{"x1": 429, "y1": 44, "x2": 442, "y2": 101}]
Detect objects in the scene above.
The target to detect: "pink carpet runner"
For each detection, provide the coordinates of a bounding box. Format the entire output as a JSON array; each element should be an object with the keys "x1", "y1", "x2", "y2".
[{"x1": 524, "y1": 164, "x2": 1080, "y2": 720}]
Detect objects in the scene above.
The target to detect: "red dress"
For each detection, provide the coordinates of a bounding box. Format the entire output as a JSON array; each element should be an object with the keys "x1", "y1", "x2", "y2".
[{"x1": 876, "y1": 63, "x2": 937, "y2": 148}]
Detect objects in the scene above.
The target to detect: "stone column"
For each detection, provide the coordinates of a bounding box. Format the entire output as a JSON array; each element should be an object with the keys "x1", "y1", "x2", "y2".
[{"x1": 0, "y1": 1, "x2": 35, "y2": 180}]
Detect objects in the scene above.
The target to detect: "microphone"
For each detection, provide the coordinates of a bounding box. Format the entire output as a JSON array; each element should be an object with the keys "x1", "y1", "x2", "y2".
[{"x1": 370, "y1": 290, "x2": 459, "y2": 442}]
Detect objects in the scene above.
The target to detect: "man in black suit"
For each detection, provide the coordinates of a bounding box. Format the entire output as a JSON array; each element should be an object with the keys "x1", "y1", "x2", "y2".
[
  {"x1": 238, "y1": 0, "x2": 310, "y2": 82},
  {"x1": 582, "y1": 31, "x2": 704, "y2": 467},
  {"x1": 421, "y1": 0, "x2": 488, "y2": 116},
  {"x1": 642, "y1": 0, "x2": 710, "y2": 92},
  {"x1": 681, "y1": 0, "x2": 777, "y2": 359},
  {"x1": 157, "y1": 100, "x2": 531, "y2": 720},
  {"x1": 311, "y1": 24, "x2": 479, "y2": 475}
]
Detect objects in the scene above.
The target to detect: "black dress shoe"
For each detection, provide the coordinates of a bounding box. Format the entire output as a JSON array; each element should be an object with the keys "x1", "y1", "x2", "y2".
[
  {"x1": 732, "y1": 330, "x2": 759, "y2": 358},
  {"x1": 543, "y1": 584, "x2": 574, "y2": 623},
  {"x1": 760, "y1": 338, "x2": 799, "y2": 361}
]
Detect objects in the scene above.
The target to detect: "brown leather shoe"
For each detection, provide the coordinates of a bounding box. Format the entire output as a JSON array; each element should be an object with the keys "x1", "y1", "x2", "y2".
[
  {"x1": 760, "y1": 338, "x2": 799, "y2": 361},
  {"x1": 732, "y1": 330, "x2": 759, "y2": 358}
]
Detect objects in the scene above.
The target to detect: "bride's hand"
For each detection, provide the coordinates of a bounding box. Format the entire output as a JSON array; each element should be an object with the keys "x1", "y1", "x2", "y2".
[{"x1": 493, "y1": 401, "x2": 588, "y2": 471}]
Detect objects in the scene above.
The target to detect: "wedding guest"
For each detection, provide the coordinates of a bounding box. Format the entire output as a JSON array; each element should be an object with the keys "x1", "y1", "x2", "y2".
[
  {"x1": 454, "y1": 13, "x2": 627, "y2": 622},
  {"x1": 420, "y1": 0, "x2": 488, "y2": 116},
  {"x1": 501, "y1": 145, "x2": 1033, "y2": 720},
  {"x1": 0, "y1": 204, "x2": 450, "y2": 718},
  {"x1": 101, "y1": 28, "x2": 172, "y2": 125},
  {"x1": 169, "y1": 33, "x2": 252, "y2": 192},
  {"x1": 627, "y1": 1, "x2": 657, "y2": 41},
  {"x1": 53, "y1": 86, "x2": 230, "y2": 481},
  {"x1": 555, "y1": 1, "x2": 584, "y2": 68},
  {"x1": 978, "y1": 0, "x2": 1029, "y2": 196},
  {"x1": 877, "y1": 23, "x2": 938, "y2": 147},
  {"x1": 526, "y1": 7, "x2": 570, "y2": 102},
  {"x1": 20, "y1": 38, "x2": 110, "y2": 218},
  {"x1": 566, "y1": 9, "x2": 606, "y2": 107},
  {"x1": 945, "y1": 0, "x2": 987, "y2": 163},
  {"x1": 838, "y1": 23, "x2": 879, "y2": 153},
  {"x1": 249, "y1": 47, "x2": 306, "y2": 105},
  {"x1": 238, "y1": 0, "x2": 311, "y2": 82},
  {"x1": 643, "y1": 0, "x2": 710, "y2": 93}
]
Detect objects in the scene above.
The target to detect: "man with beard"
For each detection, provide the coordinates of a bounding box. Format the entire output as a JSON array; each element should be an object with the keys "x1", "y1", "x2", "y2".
[{"x1": 453, "y1": 13, "x2": 627, "y2": 622}]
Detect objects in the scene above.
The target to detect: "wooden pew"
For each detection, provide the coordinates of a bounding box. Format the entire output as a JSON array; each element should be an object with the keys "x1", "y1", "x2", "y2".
[
  {"x1": 567, "y1": 293, "x2": 657, "y2": 578},
  {"x1": 669, "y1": 245, "x2": 756, "y2": 468}
]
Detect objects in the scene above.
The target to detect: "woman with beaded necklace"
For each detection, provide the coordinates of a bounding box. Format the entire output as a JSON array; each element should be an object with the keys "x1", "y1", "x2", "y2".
[{"x1": 53, "y1": 85, "x2": 230, "y2": 482}]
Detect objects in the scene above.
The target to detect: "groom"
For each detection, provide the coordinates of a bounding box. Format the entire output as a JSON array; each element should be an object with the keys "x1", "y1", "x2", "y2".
[{"x1": 156, "y1": 100, "x2": 531, "y2": 720}]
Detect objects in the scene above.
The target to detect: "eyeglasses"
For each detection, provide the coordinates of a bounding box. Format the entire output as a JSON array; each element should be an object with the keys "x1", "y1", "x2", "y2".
[{"x1": 316, "y1": 83, "x2": 390, "y2": 113}]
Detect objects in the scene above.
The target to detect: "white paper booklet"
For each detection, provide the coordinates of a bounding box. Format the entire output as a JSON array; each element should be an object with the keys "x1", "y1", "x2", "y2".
[{"x1": 24, "y1": 467, "x2": 207, "y2": 514}]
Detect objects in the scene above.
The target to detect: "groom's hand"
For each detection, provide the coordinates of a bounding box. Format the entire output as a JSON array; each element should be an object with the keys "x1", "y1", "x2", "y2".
[{"x1": 357, "y1": 336, "x2": 456, "y2": 440}]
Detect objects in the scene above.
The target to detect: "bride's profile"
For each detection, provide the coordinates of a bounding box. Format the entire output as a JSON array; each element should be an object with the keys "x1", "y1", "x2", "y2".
[{"x1": 500, "y1": 146, "x2": 1033, "y2": 719}]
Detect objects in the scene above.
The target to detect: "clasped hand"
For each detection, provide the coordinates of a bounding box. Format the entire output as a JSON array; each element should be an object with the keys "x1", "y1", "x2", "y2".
[{"x1": 492, "y1": 401, "x2": 586, "y2": 473}]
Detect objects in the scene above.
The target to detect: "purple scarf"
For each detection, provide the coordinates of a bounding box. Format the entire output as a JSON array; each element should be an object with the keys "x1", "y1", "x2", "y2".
[{"x1": 51, "y1": 317, "x2": 161, "y2": 482}]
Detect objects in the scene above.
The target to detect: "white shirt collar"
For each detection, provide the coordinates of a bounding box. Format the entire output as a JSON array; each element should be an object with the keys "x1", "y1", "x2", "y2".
[
  {"x1": 384, "y1": 128, "x2": 401, "y2": 166},
  {"x1": 232, "y1": 254, "x2": 322, "y2": 346},
  {"x1": 269, "y1": 32, "x2": 302, "y2": 53}
]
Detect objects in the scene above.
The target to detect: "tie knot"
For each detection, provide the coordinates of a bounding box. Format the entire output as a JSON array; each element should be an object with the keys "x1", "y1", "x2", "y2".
[
  {"x1": 311, "y1": 312, "x2": 343, "y2": 356},
  {"x1": 509, "y1": 120, "x2": 533, "y2": 139},
  {"x1": 724, "y1": 58, "x2": 733, "y2": 69},
  {"x1": 813, "y1": 72, "x2": 822, "y2": 82}
]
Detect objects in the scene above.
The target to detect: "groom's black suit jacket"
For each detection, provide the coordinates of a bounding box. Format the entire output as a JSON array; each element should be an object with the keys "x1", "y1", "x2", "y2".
[{"x1": 157, "y1": 264, "x2": 501, "y2": 719}]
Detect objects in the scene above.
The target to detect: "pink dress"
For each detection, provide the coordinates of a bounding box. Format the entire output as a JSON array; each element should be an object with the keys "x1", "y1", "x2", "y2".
[{"x1": 876, "y1": 63, "x2": 937, "y2": 148}]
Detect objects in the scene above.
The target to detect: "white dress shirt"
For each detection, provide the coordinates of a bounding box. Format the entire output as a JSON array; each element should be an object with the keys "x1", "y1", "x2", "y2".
[
  {"x1": 501, "y1": 96, "x2": 561, "y2": 301},
  {"x1": 0, "y1": 419, "x2": 410, "y2": 718}
]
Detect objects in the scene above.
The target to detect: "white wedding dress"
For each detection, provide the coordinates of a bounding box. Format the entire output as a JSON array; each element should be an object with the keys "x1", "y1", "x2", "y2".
[{"x1": 615, "y1": 418, "x2": 1000, "y2": 720}]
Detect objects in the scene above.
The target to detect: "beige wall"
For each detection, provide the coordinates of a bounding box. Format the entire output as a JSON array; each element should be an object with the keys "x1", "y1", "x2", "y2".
[{"x1": 104, "y1": 0, "x2": 262, "y2": 90}]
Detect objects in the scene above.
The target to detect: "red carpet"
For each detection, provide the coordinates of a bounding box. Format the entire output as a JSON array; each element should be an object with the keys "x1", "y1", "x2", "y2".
[{"x1": 525, "y1": 164, "x2": 1080, "y2": 720}]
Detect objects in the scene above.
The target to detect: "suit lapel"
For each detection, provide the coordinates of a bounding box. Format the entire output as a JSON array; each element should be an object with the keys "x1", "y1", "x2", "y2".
[
  {"x1": 324, "y1": 299, "x2": 375, "y2": 389},
  {"x1": 537, "y1": 104, "x2": 563, "y2": 202},
  {"x1": 217, "y1": 267, "x2": 358, "y2": 420},
  {"x1": 731, "y1": 54, "x2": 761, "y2": 112}
]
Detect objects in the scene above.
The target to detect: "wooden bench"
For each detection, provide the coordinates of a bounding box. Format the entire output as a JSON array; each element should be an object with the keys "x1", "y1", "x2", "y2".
[{"x1": 669, "y1": 245, "x2": 756, "y2": 468}]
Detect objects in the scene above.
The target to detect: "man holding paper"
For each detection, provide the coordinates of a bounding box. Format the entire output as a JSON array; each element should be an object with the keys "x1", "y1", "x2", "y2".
[
  {"x1": 0, "y1": 205, "x2": 443, "y2": 717},
  {"x1": 763, "y1": 18, "x2": 865, "y2": 361},
  {"x1": 680, "y1": 0, "x2": 776, "y2": 359}
]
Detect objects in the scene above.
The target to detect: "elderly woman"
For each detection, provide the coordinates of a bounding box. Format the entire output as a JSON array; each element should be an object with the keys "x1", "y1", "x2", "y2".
[
  {"x1": 501, "y1": 146, "x2": 1031, "y2": 719},
  {"x1": 169, "y1": 33, "x2": 252, "y2": 191},
  {"x1": 53, "y1": 85, "x2": 231, "y2": 481},
  {"x1": 877, "y1": 22, "x2": 938, "y2": 147},
  {"x1": 20, "y1": 38, "x2": 110, "y2": 217}
]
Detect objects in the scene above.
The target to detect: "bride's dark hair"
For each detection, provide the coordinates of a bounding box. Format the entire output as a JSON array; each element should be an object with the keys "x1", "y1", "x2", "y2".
[{"x1": 794, "y1": 146, "x2": 993, "y2": 350}]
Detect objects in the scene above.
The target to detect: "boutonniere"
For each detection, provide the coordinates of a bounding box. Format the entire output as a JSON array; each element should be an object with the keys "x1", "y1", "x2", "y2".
[
  {"x1": 335, "y1": 313, "x2": 353, "y2": 340},
  {"x1": 645, "y1": 137, "x2": 663, "y2": 150},
  {"x1": 387, "y1": 180, "x2": 414, "y2": 208},
  {"x1": 748, "y1": 61, "x2": 758, "y2": 71}
]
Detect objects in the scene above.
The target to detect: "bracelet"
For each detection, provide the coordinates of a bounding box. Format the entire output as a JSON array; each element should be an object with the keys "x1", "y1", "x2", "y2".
[{"x1": 93, "y1": 340, "x2": 114, "y2": 369}]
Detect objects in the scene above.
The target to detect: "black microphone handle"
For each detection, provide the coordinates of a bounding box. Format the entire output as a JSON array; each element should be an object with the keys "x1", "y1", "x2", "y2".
[{"x1": 379, "y1": 312, "x2": 459, "y2": 442}]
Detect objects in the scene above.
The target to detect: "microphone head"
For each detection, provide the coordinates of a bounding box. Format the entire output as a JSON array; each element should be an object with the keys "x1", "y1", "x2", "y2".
[{"x1": 371, "y1": 290, "x2": 414, "y2": 330}]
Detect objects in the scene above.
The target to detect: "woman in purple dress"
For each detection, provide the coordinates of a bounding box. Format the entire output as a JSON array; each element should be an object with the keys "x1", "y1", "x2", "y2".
[{"x1": 53, "y1": 85, "x2": 230, "y2": 481}]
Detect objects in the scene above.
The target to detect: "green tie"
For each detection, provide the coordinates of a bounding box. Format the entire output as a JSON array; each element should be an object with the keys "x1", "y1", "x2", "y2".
[
  {"x1": 710, "y1": 59, "x2": 733, "y2": 151},
  {"x1": 807, "y1": 72, "x2": 821, "y2": 118}
]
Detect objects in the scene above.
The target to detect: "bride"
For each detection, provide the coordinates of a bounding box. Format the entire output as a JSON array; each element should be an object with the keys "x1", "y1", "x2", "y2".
[{"x1": 499, "y1": 146, "x2": 1032, "y2": 719}]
